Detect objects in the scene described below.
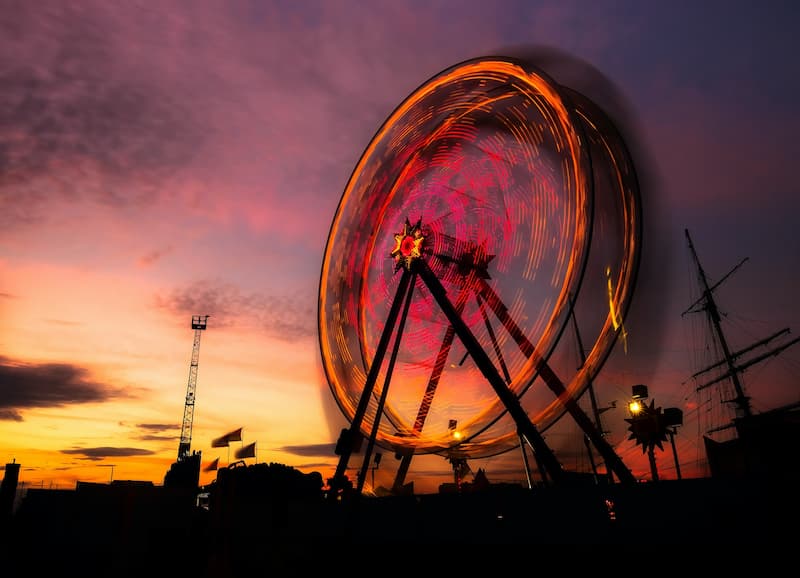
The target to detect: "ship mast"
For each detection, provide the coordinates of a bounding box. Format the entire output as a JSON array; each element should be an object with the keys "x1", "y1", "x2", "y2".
[
  {"x1": 682, "y1": 229, "x2": 800, "y2": 429},
  {"x1": 682, "y1": 229, "x2": 752, "y2": 420}
]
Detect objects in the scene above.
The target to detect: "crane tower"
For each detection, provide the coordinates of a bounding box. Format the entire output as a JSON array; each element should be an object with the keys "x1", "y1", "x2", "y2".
[{"x1": 177, "y1": 315, "x2": 209, "y2": 461}]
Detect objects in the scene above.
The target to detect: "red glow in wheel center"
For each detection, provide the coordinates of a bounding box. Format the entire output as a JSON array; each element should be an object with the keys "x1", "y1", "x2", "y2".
[{"x1": 400, "y1": 237, "x2": 416, "y2": 256}]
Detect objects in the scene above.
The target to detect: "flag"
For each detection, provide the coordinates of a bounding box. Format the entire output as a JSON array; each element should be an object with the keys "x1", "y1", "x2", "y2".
[
  {"x1": 211, "y1": 427, "x2": 243, "y2": 448},
  {"x1": 235, "y1": 441, "x2": 256, "y2": 460},
  {"x1": 203, "y1": 457, "x2": 219, "y2": 472}
]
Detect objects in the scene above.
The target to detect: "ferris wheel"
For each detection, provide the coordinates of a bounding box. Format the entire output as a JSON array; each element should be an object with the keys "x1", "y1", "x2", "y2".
[{"x1": 318, "y1": 55, "x2": 642, "y2": 493}]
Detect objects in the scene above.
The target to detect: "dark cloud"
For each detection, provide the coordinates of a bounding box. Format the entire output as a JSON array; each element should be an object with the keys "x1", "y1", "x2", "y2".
[
  {"x1": 135, "y1": 422, "x2": 177, "y2": 442},
  {"x1": 0, "y1": 292, "x2": 16, "y2": 299},
  {"x1": 137, "y1": 246, "x2": 174, "y2": 267},
  {"x1": 0, "y1": 3, "x2": 203, "y2": 228},
  {"x1": 156, "y1": 279, "x2": 317, "y2": 342},
  {"x1": 0, "y1": 356, "x2": 129, "y2": 421},
  {"x1": 135, "y1": 423, "x2": 174, "y2": 433},
  {"x1": 278, "y1": 443, "x2": 337, "y2": 458},
  {"x1": 138, "y1": 434, "x2": 175, "y2": 442},
  {"x1": 0, "y1": 409, "x2": 21, "y2": 421},
  {"x1": 61, "y1": 446, "x2": 155, "y2": 461},
  {"x1": 294, "y1": 461, "x2": 337, "y2": 472}
]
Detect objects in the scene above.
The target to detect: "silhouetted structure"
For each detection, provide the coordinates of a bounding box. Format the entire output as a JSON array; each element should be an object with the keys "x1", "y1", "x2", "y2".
[
  {"x1": 684, "y1": 229, "x2": 800, "y2": 482},
  {"x1": 705, "y1": 402, "x2": 800, "y2": 480},
  {"x1": 1, "y1": 459, "x2": 20, "y2": 523},
  {"x1": 178, "y1": 315, "x2": 210, "y2": 461},
  {"x1": 204, "y1": 461, "x2": 328, "y2": 569},
  {"x1": 163, "y1": 450, "x2": 201, "y2": 489},
  {"x1": 4, "y1": 479, "x2": 205, "y2": 576},
  {"x1": 165, "y1": 315, "x2": 210, "y2": 491},
  {"x1": 2, "y1": 458, "x2": 797, "y2": 578}
]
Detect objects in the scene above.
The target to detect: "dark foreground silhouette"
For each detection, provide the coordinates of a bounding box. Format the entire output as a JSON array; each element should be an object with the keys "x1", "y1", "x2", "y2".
[{"x1": 1, "y1": 461, "x2": 797, "y2": 576}]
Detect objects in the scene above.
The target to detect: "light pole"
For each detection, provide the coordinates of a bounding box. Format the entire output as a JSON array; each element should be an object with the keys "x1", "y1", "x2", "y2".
[
  {"x1": 664, "y1": 407, "x2": 684, "y2": 480},
  {"x1": 626, "y1": 391, "x2": 660, "y2": 482},
  {"x1": 371, "y1": 453, "x2": 382, "y2": 490},
  {"x1": 625, "y1": 385, "x2": 684, "y2": 481}
]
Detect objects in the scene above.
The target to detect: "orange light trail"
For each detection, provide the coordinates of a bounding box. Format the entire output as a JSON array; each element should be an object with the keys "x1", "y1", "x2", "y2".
[{"x1": 318, "y1": 55, "x2": 641, "y2": 460}]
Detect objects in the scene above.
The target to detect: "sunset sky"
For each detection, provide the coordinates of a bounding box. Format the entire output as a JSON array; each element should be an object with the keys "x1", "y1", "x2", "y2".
[{"x1": 1, "y1": 0, "x2": 798, "y2": 495}]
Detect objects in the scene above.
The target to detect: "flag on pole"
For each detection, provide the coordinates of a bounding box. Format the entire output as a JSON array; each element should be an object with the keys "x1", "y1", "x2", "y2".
[
  {"x1": 235, "y1": 441, "x2": 256, "y2": 460},
  {"x1": 211, "y1": 427, "x2": 243, "y2": 448},
  {"x1": 203, "y1": 457, "x2": 219, "y2": 472}
]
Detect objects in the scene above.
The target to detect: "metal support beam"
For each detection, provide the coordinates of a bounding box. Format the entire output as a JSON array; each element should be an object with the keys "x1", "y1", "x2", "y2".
[{"x1": 416, "y1": 259, "x2": 567, "y2": 484}]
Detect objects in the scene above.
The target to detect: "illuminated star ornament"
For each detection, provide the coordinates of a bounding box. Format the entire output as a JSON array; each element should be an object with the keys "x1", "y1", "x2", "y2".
[
  {"x1": 624, "y1": 399, "x2": 670, "y2": 453},
  {"x1": 391, "y1": 218, "x2": 425, "y2": 270}
]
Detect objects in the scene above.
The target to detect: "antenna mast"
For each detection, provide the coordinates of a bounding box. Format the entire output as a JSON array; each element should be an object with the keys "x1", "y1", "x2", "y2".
[{"x1": 177, "y1": 315, "x2": 210, "y2": 461}]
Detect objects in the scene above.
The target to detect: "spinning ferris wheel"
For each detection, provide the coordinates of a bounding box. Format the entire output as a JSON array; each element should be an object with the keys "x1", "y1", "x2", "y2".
[{"x1": 318, "y1": 55, "x2": 642, "y2": 493}]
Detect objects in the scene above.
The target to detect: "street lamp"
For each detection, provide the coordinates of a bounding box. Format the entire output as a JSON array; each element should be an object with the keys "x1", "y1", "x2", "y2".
[
  {"x1": 625, "y1": 385, "x2": 664, "y2": 480},
  {"x1": 447, "y1": 419, "x2": 470, "y2": 489},
  {"x1": 624, "y1": 385, "x2": 684, "y2": 481},
  {"x1": 449, "y1": 419, "x2": 463, "y2": 441}
]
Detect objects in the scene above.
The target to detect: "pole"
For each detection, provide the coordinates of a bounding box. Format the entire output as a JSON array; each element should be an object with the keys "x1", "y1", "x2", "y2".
[
  {"x1": 669, "y1": 428, "x2": 682, "y2": 480},
  {"x1": 647, "y1": 446, "x2": 659, "y2": 482},
  {"x1": 518, "y1": 434, "x2": 533, "y2": 489},
  {"x1": 569, "y1": 292, "x2": 608, "y2": 483},
  {"x1": 99, "y1": 464, "x2": 115, "y2": 483}
]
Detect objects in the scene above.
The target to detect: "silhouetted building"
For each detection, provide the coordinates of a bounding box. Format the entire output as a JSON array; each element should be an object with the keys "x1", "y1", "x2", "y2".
[
  {"x1": 5, "y1": 479, "x2": 205, "y2": 576},
  {"x1": 1, "y1": 459, "x2": 20, "y2": 522}
]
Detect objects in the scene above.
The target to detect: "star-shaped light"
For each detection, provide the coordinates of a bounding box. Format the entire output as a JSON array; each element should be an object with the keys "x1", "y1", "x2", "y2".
[
  {"x1": 391, "y1": 218, "x2": 425, "y2": 270},
  {"x1": 624, "y1": 399, "x2": 669, "y2": 453}
]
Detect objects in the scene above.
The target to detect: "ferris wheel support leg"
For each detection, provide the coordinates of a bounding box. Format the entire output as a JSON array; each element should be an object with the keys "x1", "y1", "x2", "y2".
[
  {"x1": 476, "y1": 292, "x2": 512, "y2": 383},
  {"x1": 391, "y1": 450, "x2": 414, "y2": 494},
  {"x1": 330, "y1": 269, "x2": 414, "y2": 496},
  {"x1": 392, "y1": 282, "x2": 471, "y2": 493},
  {"x1": 416, "y1": 259, "x2": 566, "y2": 485},
  {"x1": 357, "y1": 272, "x2": 417, "y2": 494},
  {"x1": 477, "y1": 279, "x2": 636, "y2": 485}
]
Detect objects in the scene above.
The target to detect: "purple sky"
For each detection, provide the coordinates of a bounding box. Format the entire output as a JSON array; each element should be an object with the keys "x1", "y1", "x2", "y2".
[{"x1": 1, "y1": 0, "x2": 798, "y2": 489}]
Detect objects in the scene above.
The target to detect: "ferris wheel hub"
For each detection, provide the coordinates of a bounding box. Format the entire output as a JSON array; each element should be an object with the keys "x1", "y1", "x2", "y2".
[{"x1": 391, "y1": 218, "x2": 425, "y2": 270}]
